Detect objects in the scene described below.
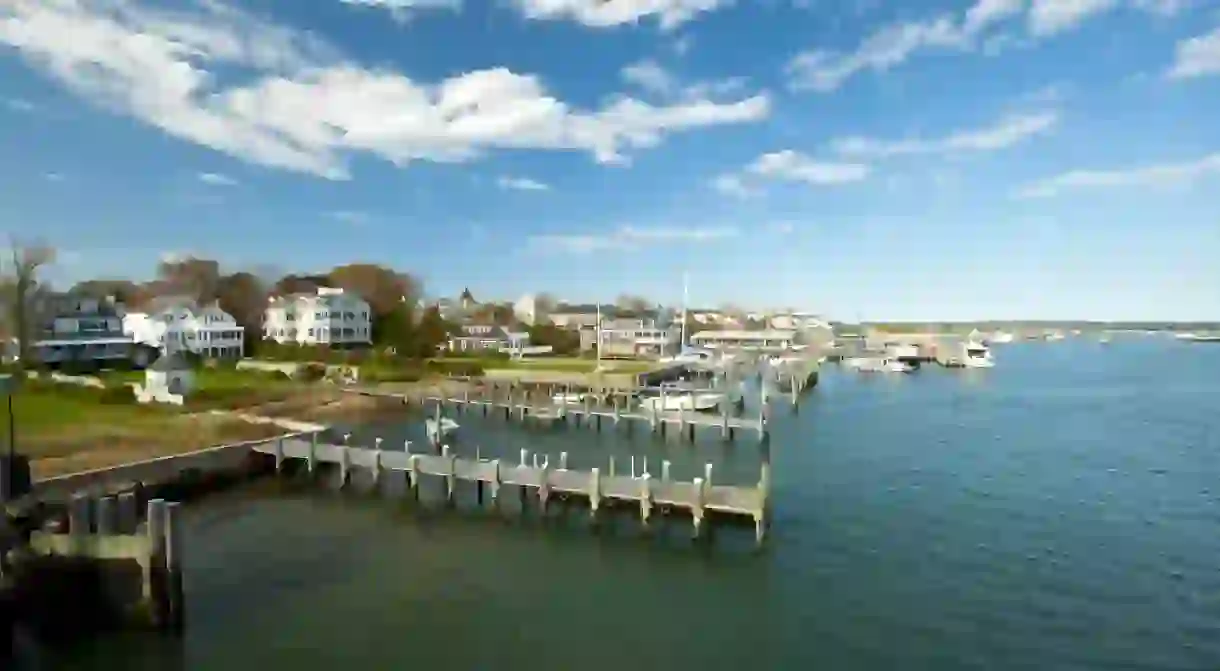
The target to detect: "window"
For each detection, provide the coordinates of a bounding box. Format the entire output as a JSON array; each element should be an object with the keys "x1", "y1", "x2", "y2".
[{"x1": 308, "y1": 328, "x2": 315, "y2": 337}]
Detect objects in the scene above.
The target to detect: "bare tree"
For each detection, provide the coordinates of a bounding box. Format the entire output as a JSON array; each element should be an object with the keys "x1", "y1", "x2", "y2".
[{"x1": 1, "y1": 240, "x2": 55, "y2": 368}]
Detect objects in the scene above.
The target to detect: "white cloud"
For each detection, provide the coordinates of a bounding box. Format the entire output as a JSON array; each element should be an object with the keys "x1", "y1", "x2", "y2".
[
  {"x1": 713, "y1": 150, "x2": 869, "y2": 197},
  {"x1": 1029, "y1": 0, "x2": 1119, "y2": 36},
  {"x1": 0, "y1": 0, "x2": 770, "y2": 180},
  {"x1": 620, "y1": 59, "x2": 750, "y2": 102},
  {"x1": 746, "y1": 150, "x2": 870, "y2": 184},
  {"x1": 710, "y1": 173, "x2": 756, "y2": 198},
  {"x1": 1017, "y1": 152, "x2": 1220, "y2": 197},
  {"x1": 1167, "y1": 26, "x2": 1220, "y2": 79},
  {"x1": 326, "y1": 210, "x2": 370, "y2": 224},
  {"x1": 198, "y1": 171, "x2": 237, "y2": 186},
  {"x1": 497, "y1": 175, "x2": 551, "y2": 191},
  {"x1": 337, "y1": 0, "x2": 460, "y2": 21},
  {"x1": 1132, "y1": 0, "x2": 1191, "y2": 15},
  {"x1": 44, "y1": 171, "x2": 65, "y2": 181},
  {"x1": 831, "y1": 111, "x2": 1059, "y2": 158},
  {"x1": 786, "y1": 0, "x2": 1022, "y2": 92},
  {"x1": 509, "y1": 0, "x2": 732, "y2": 30},
  {"x1": 787, "y1": 0, "x2": 1178, "y2": 91},
  {"x1": 3, "y1": 98, "x2": 36, "y2": 112},
  {"x1": 621, "y1": 59, "x2": 677, "y2": 96},
  {"x1": 528, "y1": 224, "x2": 738, "y2": 253}
]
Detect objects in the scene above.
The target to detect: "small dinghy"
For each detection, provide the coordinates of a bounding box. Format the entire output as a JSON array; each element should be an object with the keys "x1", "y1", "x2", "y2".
[{"x1": 425, "y1": 417, "x2": 460, "y2": 442}]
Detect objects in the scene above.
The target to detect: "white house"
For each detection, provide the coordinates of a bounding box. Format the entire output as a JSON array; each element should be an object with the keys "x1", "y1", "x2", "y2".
[
  {"x1": 123, "y1": 296, "x2": 245, "y2": 358},
  {"x1": 264, "y1": 287, "x2": 372, "y2": 347}
]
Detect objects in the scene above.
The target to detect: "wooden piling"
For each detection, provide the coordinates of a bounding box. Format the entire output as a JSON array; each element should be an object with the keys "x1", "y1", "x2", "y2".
[
  {"x1": 96, "y1": 495, "x2": 117, "y2": 536},
  {"x1": 145, "y1": 499, "x2": 168, "y2": 627},
  {"x1": 164, "y1": 501, "x2": 185, "y2": 634},
  {"x1": 588, "y1": 467, "x2": 601, "y2": 520},
  {"x1": 117, "y1": 491, "x2": 138, "y2": 534}
]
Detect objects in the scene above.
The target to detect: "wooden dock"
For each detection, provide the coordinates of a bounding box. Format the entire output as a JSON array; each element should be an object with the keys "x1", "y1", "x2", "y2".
[{"x1": 252, "y1": 435, "x2": 771, "y2": 542}]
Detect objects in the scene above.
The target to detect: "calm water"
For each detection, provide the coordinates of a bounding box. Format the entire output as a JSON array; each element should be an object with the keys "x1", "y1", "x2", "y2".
[{"x1": 56, "y1": 338, "x2": 1220, "y2": 670}]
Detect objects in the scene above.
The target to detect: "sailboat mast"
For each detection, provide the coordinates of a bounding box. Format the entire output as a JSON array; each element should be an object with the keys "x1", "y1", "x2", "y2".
[
  {"x1": 596, "y1": 302, "x2": 602, "y2": 364},
  {"x1": 680, "y1": 273, "x2": 689, "y2": 350}
]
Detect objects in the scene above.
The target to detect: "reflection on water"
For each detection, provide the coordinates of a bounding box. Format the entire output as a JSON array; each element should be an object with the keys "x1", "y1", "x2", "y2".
[{"x1": 48, "y1": 338, "x2": 1220, "y2": 670}]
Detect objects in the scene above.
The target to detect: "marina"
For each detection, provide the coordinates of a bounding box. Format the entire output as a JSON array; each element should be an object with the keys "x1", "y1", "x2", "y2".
[{"x1": 31, "y1": 337, "x2": 1220, "y2": 670}]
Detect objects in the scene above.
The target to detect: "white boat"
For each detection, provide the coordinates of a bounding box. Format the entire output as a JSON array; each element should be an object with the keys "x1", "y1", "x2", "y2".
[
  {"x1": 1046, "y1": 332, "x2": 1065, "y2": 341},
  {"x1": 552, "y1": 392, "x2": 586, "y2": 404},
  {"x1": 855, "y1": 357, "x2": 913, "y2": 373},
  {"x1": 1178, "y1": 333, "x2": 1220, "y2": 342},
  {"x1": 639, "y1": 384, "x2": 726, "y2": 412},
  {"x1": 989, "y1": 331, "x2": 1015, "y2": 344},
  {"x1": 963, "y1": 342, "x2": 995, "y2": 368},
  {"x1": 425, "y1": 417, "x2": 460, "y2": 442}
]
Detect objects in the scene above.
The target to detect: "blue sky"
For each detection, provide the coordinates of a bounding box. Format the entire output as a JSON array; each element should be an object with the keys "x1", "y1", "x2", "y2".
[{"x1": 1, "y1": 0, "x2": 1219, "y2": 320}]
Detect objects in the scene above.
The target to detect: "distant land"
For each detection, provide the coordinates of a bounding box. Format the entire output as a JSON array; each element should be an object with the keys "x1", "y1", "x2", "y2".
[{"x1": 834, "y1": 321, "x2": 1220, "y2": 334}]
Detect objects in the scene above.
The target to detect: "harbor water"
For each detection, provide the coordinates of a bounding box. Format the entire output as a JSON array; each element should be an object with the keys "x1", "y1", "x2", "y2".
[{"x1": 52, "y1": 337, "x2": 1220, "y2": 670}]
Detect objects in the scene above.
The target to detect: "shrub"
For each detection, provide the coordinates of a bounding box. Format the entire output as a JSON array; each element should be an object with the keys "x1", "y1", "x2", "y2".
[{"x1": 298, "y1": 362, "x2": 327, "y2": 382}]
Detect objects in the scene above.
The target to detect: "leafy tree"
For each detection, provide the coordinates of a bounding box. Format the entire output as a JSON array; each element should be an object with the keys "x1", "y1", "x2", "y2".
[{"x1": 415, "y1": 305, "x2": 448, "y2": 358}]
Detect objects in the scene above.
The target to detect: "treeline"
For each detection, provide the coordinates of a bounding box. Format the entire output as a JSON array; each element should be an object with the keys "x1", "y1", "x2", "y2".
[{"x1": 70, "y1": 256, "x2": 455, "y2": 359}]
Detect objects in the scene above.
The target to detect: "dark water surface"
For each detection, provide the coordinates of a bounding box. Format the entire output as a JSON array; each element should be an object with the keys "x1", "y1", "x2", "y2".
[{"x1": 56, "y1": 338, "x2": 1220, "y2": 670}]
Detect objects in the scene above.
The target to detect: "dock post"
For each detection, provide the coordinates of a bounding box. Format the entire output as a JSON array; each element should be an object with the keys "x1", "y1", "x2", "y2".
[
  {"x1": 338, "y1": 444, "x2": 350, "y2": 488},
  {"x1": 630, "y1": 455, "x2": 636, "y2": 478},
  {"x1": 639, "y1": 473, "x2": 653, "y2": 528},
  {"x1": 490, "y1": 459, "x2": 501, "y2": 506},
  {"x1": 442, "y1": 445, "x2": 456, "y2": 505},
  {"x1": 678, "y1": 403, "x2": 686, "y2": 440},
  {"x1": 589, "y1": 467, "x2": 601, "y2": 521},
  {"x1": 117, "y1": 491, "x2": 138, "y2": 533},
  {"x1": 661, "y1": 459, "x2": 671, "y2": 482},
  {"x1": 96, "y1": 495, "x2": 117, "y2": 536},
  {"x1": 538, "y1": 459, "x2": 551, "y2": 513},
  {"x1": 463, "y1": 387, "x2": 469, "y2": 409},
  {"x1": 704, "y1": 462, "x2": 714, "y2": 487},
  {"x1": 691, "y1": 477, "x2": 705, "y2": 539},
  {"x1": 721, "y1": 405, "x2": 730, "y2": 441},
  {"x1": 613, "y1": 396, "x2": 621, "y2": 426},
  {"x1": 371, "y1": 447, "x2": 383, "y2": 489},
  {"x1": 145, "y1": 499, "x2": 168, "y2": 628},
  {"x1": 609, "y1": 455, "x2": 616, "y2": 478},
  {"x1": 583, "y1": 394, "x2": 591, "y2": 426},
  {"x1": 307, "y1": 432, "x2": 318, "y2": 475},
  {"x1": 559, "y1": 451, "x2": 569, "y2": 470},
  {"x1": 407, "y1": 455, "x2": 420, "y2": 500},
  {"x1": 164, "y1": 501, "x2": 185, "y2": 634},
  {"x1": 687, "y1": 422, "x2": 695, "y2": 442},
  {"x1": 68, "y1": 492, "x2": 91, "y2": 553},
  {"x1": 520, "y1": 448, "x2": 528, "y2": 468},
  {"x1": 273, "y1": 437, "x2": 285, "y2": 473}
]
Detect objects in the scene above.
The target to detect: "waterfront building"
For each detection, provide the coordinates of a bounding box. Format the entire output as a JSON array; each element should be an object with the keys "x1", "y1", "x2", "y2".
[
  {"x1": 263, "y1": 287, "x2": 372, "y2": 347},
  {"x1": 30, "y1": 292, "x2": 155, "y2": 369},
  {"x1": 123, "y1": 296, "x2": 244, "y2": 358}
]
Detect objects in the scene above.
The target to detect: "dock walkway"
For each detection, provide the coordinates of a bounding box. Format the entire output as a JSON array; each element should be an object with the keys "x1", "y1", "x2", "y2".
[{"x1": 253, "y1": 436, "x2": 771, "y2": 541}]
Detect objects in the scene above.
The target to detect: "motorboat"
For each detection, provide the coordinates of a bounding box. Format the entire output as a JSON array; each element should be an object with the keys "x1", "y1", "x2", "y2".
[
  {"x1": 425, "y1": 417, "x2": 460, "y2": 442},
  {"x1": 855, "y1": 358, "x2": 914, "y2": 373},
  {"x1": 639, "y1": 382, "x2": 726, "y2": 412},
  {"x1": 962, "y1": 342, "x2": 995, "y2": 368},
  {"x1": 989, "y1": 331, "x2": 1015, "y2": 344},
  {"x1": 552, "y1": 392, "x2": 587, "y2": 404}
]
